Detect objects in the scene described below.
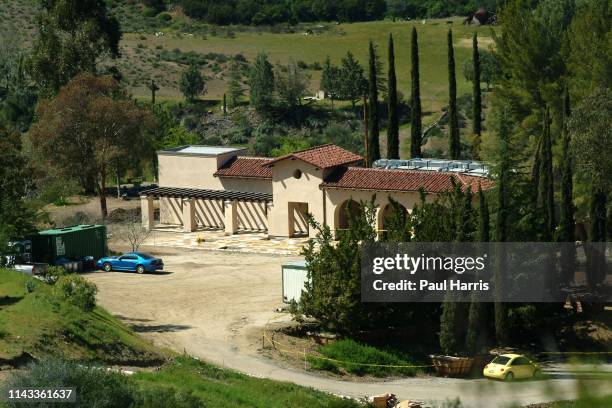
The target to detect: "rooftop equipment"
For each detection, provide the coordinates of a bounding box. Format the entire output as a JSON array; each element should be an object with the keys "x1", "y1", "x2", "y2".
[{"x1": 372, "y1": 158, "x2": 490, "y2": 177}]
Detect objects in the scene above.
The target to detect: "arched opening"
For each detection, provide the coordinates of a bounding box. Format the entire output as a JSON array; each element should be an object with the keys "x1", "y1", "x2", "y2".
[
  {"x1": 336, "y1": 199, "x2": 362, "y2": 231},
  {"x1": 379, "y1": 201, "x2": 408, "y2": 237}
]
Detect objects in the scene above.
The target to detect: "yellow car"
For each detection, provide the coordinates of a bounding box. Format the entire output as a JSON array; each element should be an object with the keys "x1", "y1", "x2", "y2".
[{"x1": 483, "y1": 354, "x2": 541, "y2": 381}]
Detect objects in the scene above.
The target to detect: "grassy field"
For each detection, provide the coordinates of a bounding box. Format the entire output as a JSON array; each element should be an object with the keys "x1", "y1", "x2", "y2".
[
  {"x1": 119, "y1": 18, "x2": 495, "y2": 110},
  {"x1": 2, "y1": 0, "x2": 495, "y2": 114},
  {"x1": 0, "y1": 269, "x2": 164, "y2": 365}
]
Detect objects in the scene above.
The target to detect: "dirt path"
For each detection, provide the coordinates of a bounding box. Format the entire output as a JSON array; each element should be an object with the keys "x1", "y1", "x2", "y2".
[{"x1": 85, "y1": 246, "x2": 611, "y2": 407}]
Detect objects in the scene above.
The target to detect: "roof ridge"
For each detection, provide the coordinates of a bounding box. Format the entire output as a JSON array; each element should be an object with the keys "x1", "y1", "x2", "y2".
[{"x1": 236, "y1": 156, "x2": 272, "y2": 160}]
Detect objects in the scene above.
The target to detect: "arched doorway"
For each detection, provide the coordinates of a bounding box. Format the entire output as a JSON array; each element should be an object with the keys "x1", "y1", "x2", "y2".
[
  {"x1": 336, "y1": 199, "x2": 362, "y2": 232},
  {"x1": 379, "y1": 201, "x2": 409, "y2": 239}
]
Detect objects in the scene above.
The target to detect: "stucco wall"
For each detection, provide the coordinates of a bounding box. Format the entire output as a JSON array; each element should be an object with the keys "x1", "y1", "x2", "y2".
[
  {"x1": 323, "y1": 189, "x2": 429, "y2": 234},
  {"x1": 158, "y1": 153, "x2": 272, "y2": 193},
  {"x1": 219, "y1": 178, "x2": 272, "y2": 194},
  {"x1": 160, "y1": 197, "x2": 183, "y2": 224},
  {"x1": 268, "y1": 160, "x2": 327, "y2": 237},
  {"x1": 237, "y1": 201, "x2": 268, "y2": 231},
  {"x1": 158, "y1": 154, "x2": 224, "y2": 189},
  {"x1": 195, "y1": 199, "x2": 225, "y2": 229}
]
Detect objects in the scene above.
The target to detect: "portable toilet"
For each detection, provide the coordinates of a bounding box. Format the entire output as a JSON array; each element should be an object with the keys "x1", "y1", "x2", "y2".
[
  {"x1": 30, "y1": 224, "x2": 107, "y2": 264},
  {"x1": 282, "y1": 260, "x2": 309, "y2": 303}
]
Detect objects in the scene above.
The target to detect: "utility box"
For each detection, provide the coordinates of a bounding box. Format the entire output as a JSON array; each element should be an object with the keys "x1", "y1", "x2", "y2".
[
  {"x1": 282, "y1": 260, "x2": 309, "y2": 303},
  {"x1": 30, "y1": 225, "x2": 107, "y2": 264}
]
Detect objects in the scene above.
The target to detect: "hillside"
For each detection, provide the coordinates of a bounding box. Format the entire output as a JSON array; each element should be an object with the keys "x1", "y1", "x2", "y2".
[
  {"x1": 1, "y1": 1, "x2": 493, "y2": 119},
  {"x1": 0, "y1": 269, "x2": 165, "y2": 366}
]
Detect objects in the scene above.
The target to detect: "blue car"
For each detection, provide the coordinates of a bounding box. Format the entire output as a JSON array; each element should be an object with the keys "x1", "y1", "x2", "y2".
[{"x1": 96, "y1": 252, "x2": 164, "y2": 274}]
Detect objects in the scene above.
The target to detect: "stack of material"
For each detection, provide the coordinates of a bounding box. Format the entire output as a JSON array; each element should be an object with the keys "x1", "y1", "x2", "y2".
[
  {"x1": 368, "y1": 393, "x2": 397, "y2": 408},
  {"x1": 396, "y1": 401, "x2": 422, "y2": 408}
]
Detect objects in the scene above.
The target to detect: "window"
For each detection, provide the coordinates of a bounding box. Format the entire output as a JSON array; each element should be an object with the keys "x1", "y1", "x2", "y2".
[
  {"x1": 492, "y1": 356, "x2": 511, "y2": 365},
  {"x1": 293, "y1": 169, "x2": 302, "y2": 179}
]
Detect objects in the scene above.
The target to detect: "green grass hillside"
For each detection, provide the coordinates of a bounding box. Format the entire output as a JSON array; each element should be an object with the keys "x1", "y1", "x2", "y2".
[
  {"x1": 1, "y1": 1, "x2": 493, "y2": 117},
  {"x1": 133, "y1": 356, "x2": 358, "y2": 407},
  {"x1": 119, "y1": 18, "x2": 493, "y2": 109},
  {"x1": 0, "y1": 269, "x2": 164, "y2": 366}
]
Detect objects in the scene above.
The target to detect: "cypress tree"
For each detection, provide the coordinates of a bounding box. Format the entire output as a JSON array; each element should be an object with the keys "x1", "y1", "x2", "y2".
[
  {"x1": 557, "y1": 87, "x2": 576, "y2": 284},
  {"x1": 494, "y1": 109, "x2": 510, "y2": 345},
  {"x1": 456, "y1": 187, "x2": 474, "y2": 242},
  {"x1": 367, "y1": 40, "x2": 381, "y2": 166},
  {"x1": 440, "y1": 298, "x2": 461, "y2": 355},
  {"x1": 478, "y1": 184, "x2": 490, "y2": 242},
  {"x1": 387, "y1": 34, "x2": 399, "y2": 159},
  {"x1": 448, "y1": 29, "x2": 460, "y2": 159},
  {"x1": 466, "y1": 184, "x2": 489, "y2": 353},
  {"x1": 587, "y1": 187, "x2": 607, "y2": 288},
  {"x1": 472, "y1": 32, "x2": 482, "y2": 158},
  {"x1": 538, "y1": 107, "x2": 555, "y2": 241},
  {"x1": 410, "y1": 27, "x2": 422, "y2": 158}
]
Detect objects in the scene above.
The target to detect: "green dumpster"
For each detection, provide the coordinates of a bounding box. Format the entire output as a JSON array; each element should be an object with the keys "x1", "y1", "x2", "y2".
[{"x1": 30, "y1": 224, "x2": 108, "y2": 263}]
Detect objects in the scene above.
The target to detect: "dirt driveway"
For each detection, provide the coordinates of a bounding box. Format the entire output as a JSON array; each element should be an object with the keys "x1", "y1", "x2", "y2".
[
  {"x1": 86, "y1": 246, "x2": 612, "y2": 406},
  {"x1": 85, "y1": 246, "x2": 298, "y2": 361}
]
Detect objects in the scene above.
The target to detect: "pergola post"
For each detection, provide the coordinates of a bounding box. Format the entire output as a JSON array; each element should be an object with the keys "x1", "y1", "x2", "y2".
[
  {"x1": 182, "y1": 198, "x2": 196, "y2": 232},
  {"x1": 224, "y1": 200, "x2": 238, "y2": 235},
  {"x1": 141, "y1": 195, "x2": 155, "y2": 230}
]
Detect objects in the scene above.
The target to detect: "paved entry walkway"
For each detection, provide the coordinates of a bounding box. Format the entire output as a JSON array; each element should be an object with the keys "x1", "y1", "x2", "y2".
[{"x1": 142, "y1": 227, "x2": 309, "y2": 255}]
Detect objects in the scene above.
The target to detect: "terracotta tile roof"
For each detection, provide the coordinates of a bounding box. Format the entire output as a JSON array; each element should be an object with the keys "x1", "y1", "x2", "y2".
[
  {"x1": 214, "y1": 156, "x2": 273, "y2": 179},
  {"x1": 321, "y1": 167, "x2": 495, "y2": 193},
  {"x1": 264, "y1": 144, "x2": 363, "y2": 170}
]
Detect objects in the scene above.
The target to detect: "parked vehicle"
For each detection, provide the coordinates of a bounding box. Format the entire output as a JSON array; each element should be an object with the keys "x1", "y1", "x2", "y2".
[
  {"x1": 121, "y1": 183, "x2": 157, "y2": 200},
  {"x1": 96, "y1": 252, "x2": 164, "y2": 274},
  {"x1": 483, "y1": 354, "x2": 541, "y2": 381}
]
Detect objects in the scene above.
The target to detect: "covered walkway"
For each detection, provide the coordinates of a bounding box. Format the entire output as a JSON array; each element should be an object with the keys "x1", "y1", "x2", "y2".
[{"x1": 140, "y1": 187, "x2": 273, "y2": 234}]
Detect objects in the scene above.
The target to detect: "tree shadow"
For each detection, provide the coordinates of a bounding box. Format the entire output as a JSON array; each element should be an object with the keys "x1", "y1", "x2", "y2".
[
  {"x1": 130, "y1": 323, "x2": 192, "y2": 333},
  {"x1": 0, "y1": 296, "x2": 24, "y2": 307}
]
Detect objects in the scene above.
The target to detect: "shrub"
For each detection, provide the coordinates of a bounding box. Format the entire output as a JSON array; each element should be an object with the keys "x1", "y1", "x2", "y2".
[
  {"x1": 25, "y1": 279, "x2": 36, "y2": 293},
  {"x1": 132, "y1": 386, "x2": 204, "y2": 408},
  {"x1": 57, "y1": 275, "x2": 97, "y2": 312},
  {"x1": 157, "y1": 12, "x2": 172, "y2": 22},
  {"x1": 142, "y1": 7, "x2": 158, "y2": 18},
  {"x1": 4, "y1": 359, "x2": 134, "y2": 408}
]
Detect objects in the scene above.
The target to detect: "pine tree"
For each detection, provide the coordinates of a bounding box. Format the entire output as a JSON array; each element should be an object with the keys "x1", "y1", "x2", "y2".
[
  {"x1": 557, "y1": 87, "x2": 576, "y2": 284},
  {"x1": 410, "y1": 27, "x2": 422, "y2": 158},
  {"x1": 339, "y1": 51, "x2": 367, "y2": 109},
  {"x1": 478, "y1": 184, "x2": 490, "y2": 242},
  {"x1": 472, "y1": 32, "x2": 482, "y2": 157},
  {"x1": 367, "y1": 40, "x2": 381, "y2": 166},
  {"x1": 179, "y1": 63, "x2": 206, "y2": 102},
  {"x1": 448, "y1": 29, "x2": 460, "y2": 159},
  {"x1": 320, "y1": 56, "x2": 341, "y2": 110},
  {"x1": 538, "y1": 107, "x2": 554, "y2": 241},
  {"x1": 227, "y1": 59, "x2": 244, "y2": 107},
  {"x1": 249, "y1": 53, "x2": 275, "y2": 114},
  {"x1": 387, "y1": 34, "x2": 399, "y2": 159}
]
